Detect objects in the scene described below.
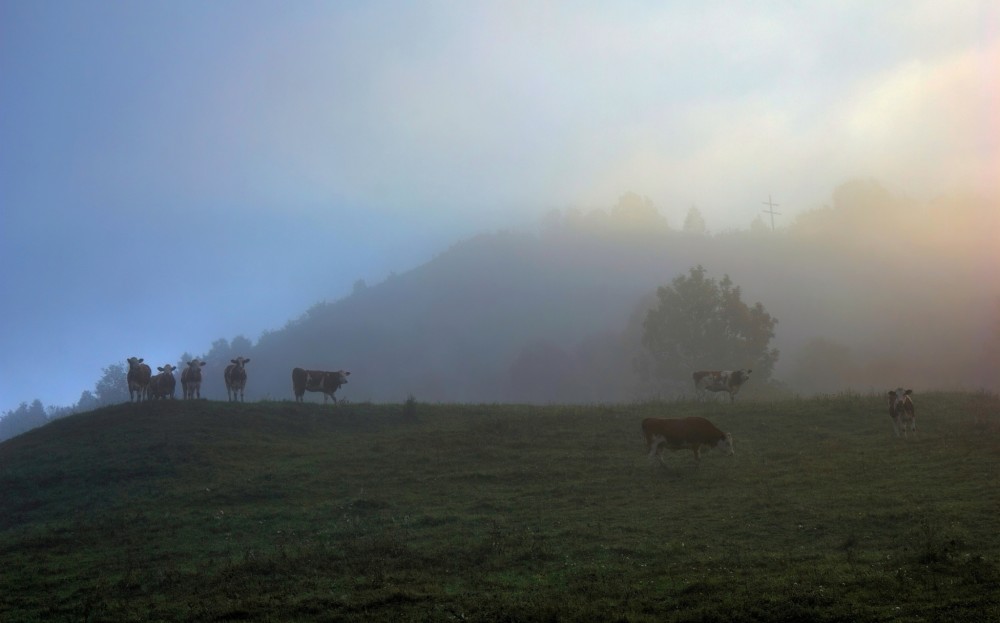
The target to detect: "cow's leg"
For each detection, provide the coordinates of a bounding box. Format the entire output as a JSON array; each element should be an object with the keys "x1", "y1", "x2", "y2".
[
  {"x1": 647, "y1": 439, "x2": 664, "y2": 464},
  {"x1": 692, "y1": 445, "x2": 702, "y2": 466},
  {"x1": 891, "y1": 417, "x2": 901, "y2": 437}
]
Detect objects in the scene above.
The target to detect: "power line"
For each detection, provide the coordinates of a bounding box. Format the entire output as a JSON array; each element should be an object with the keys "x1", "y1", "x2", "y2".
[{"x1": 762, "y1": 194, "x2": 781, "y2": 231}]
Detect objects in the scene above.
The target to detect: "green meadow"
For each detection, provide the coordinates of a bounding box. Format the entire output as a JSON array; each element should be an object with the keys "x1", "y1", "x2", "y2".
[{"x1": 1, "y1": 393, "x2": 998, "y2": 622}]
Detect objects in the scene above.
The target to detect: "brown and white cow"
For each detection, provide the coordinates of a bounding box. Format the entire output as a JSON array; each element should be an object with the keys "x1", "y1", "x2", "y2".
[
  {"x1": 693, "y1": 369, "x2": 752, "y2": 403},
  {"x1": 642, "y1": 416, "x2": 734, "y2": 466},
  {"x1": 181, "y1": 359, "x2": 206, "y2": 399},
  {"x1": 148, "y1": 364, "x2": 177, "y2": 400},
  {"x1": 224, "y1": 357, "x2": 250, "y2": 402},
  {"x1": 292, "y1": 367, "x2": 350, "y2": 403},
  {"x1": 887, "y1": 388, "x2": 916, "y2": 438},
  {"x1": 126, "y1": 357, "x2": 152, "y2": 402}
]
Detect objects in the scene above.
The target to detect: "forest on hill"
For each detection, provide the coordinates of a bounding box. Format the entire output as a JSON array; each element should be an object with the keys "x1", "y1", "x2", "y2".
[
  {"x1": 234, "y1": 179, "x2": 1000, "y2": 404},
  {"x1": 2, "y1": 180, "x2": 999, "y2": 439}
]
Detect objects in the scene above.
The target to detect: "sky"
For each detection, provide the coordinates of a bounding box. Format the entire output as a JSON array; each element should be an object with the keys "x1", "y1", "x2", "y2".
[{"x1": 1, "y1": 1, "x2": 998, "y2": 411}]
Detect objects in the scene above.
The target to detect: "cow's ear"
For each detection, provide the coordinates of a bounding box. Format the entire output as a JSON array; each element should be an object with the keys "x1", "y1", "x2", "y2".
[
  {"x1": 138, "y1": 358, "x2": 144, "y2": 363},
  {"x1": 905, "y1": 389, "x2": 913, "y2": 395},
  {"x1": 200, "y1": 361, "x2": 207, "y2": 367},
  {"x1": 231, "y1": 359, "x2": 237, "y2": 364},
  {"x1": 244, "y1": 358, "x2": 250, "y2": 363}
]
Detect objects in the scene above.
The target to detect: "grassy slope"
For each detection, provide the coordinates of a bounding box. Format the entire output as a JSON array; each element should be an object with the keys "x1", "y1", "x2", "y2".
[{"x1": 1, "y1": 393, "x2": 999, "y2": 622}]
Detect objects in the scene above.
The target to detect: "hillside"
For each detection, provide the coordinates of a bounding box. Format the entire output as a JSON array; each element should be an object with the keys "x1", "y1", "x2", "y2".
[
  {"x1": 2, "y1": 394, "x2": 999, "y2": 621},
  {"x1": 175, "y1": 184, "x2": 1000, "y2": 405}
]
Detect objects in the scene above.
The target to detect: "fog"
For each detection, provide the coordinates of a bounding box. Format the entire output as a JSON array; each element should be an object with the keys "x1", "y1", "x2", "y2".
[{"x1": 1, "y1": 2, "x2": 998, "y2": 413}]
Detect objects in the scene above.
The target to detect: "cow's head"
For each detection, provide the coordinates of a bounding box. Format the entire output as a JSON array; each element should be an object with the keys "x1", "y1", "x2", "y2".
[
  {"x1": 230, "y1": 357, "x2": 250, "y2": 369},
  {"x1": 888, "y1": 388, "x2": 913, "y2": 414},
  {"x1": 158, "y1": 364, "x2": 176, "y2": 374},
  {"x1": 718, "y1": 432, "x2": 735, "y2": 456},
  {"x1": 127, "y1": 357, "x2": 144, "y2": 369},
  {"x1": 330, "y1": 370, "x2": 350, "y2": 386},
  {"x1": 733, "y1": 369, "x2": 752, "y2": 385},
  {"x1": 187, "y1": 359, "x2": 206, "y2": 370}
]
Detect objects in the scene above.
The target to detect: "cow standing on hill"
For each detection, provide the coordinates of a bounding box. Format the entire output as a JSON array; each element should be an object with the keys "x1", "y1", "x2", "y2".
[
  {"x1": 181, "y1": 359, "x2": 206, "y2": 399},
  {"x1": 888, "y1": 388, "x2": 916, "y2": 438},
  {"x1": 224, "y1": 357, "x2": 250, "y2": 402},
  {"x1": 693, "y1": 369, "x2": 752, "y2": 403},
  {"x1": 148, "y1": 364, "x2": 177, "y2": 400},
  {"x1": 292, "y1": 367, "x2": 350, "y2": 403},
  {"x1": 126, "y1": 357, "x2": 152, "y2": 402},
  {"x1": 642, "y1": 416, "x2": 734, "y2": 466}
]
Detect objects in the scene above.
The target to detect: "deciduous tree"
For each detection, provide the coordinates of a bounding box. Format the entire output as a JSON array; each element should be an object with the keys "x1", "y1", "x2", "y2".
[
  {"x1": 641, "y1": 265, "x2": 779, "y2": 392},
  {"x1": 94, "y1": 362, "x2": 130, "y2": 405}
]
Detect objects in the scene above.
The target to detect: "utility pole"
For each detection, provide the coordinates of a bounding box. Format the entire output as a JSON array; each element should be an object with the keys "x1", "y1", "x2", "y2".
[{"x1": 762, "y1": 195, "x2": 781, "y2": 231}]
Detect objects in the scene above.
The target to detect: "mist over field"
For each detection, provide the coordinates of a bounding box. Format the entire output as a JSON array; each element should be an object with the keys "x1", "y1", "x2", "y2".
[
  {"x1": 1, "y1": 2, "x2": 998, "y2": 418},
  {"x1": 226, "y1": 182, "x2": 1000, "y2": 404}
]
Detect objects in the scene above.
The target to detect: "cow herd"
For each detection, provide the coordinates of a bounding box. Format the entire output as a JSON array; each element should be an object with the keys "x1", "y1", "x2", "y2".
[
  {"x1": 124, "y1": 359, "x2": 916, "y2": 463},
  {"x1": 125, "y1": 356, "x2": 350, "y2": 404}
]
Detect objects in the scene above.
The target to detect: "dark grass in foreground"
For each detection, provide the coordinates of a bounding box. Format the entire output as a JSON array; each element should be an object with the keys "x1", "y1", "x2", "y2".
[{"x1": 1, "y1": 393, "x2": 999, "y2": 622}]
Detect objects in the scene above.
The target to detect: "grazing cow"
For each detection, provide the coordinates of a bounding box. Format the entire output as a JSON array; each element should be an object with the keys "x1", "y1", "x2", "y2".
[
  {"x1": 126, "y1": 357, "x2": 152, "y2": 402},
  {"x1": 181, "y1": 359, "x2": 206, "y2": 399},
  {"x1": 224, "y1": 357, "x2": 250, "y2": 402},
  {"x1": 693, "y1": 369, "x2": 752, "y2": 403},
  {"x1": 148, "y1": 364, "x2": 177, "y2": 400},
  {"x1": 642, "y1": 416, "x2": 734, "y2": 466},
  {"x1": 292, "y1": 367, "x2": 350, "y2": 403},
  {"x1": 887, "y1": 388, "x2": 916, "y2": 438}
]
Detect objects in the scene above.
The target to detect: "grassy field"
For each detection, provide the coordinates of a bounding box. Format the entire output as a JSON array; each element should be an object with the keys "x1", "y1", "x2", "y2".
[{"x1": 1, "y1": 392, "x2": 999, "y2": 622}]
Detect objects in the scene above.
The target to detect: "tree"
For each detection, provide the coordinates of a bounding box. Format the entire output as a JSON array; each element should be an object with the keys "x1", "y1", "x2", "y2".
[
  {"x1": 0, "y1": 400, "x2": 49, "y2": 442},
  {"x1": 76, "y1": 390, "x2": 100, "y2": 412},
  {"x1": 610, "y1": 191, "x2": 669, "y2": 231},
  {"x1": 230, "y1": 335, "x2": 253, "y2": 356},
  {"x1": 683, "y1": 205, "x2": 707, "y2": 235},
  {"x1": 94, "y1": 362, "x2": 130, "y2": 405},
  {"x1": 641, "y1": 265, "x2": 779, "y2": 392}
]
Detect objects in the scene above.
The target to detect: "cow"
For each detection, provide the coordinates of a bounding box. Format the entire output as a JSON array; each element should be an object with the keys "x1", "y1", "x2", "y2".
[
  {"x1": 642, "y1": 416, "x2": 734, "y2": 466},
  {"x1": 126, "y1": 357, "x2": 152, "y2": 402},
  {"x1": 292, "y1": 367, "x2": 350, "y2": 403},
  {"x1": 693, "y1": 369, "x2": 752, "y2": 403},
  {"x1": 888, "y1": 388, "x2": 916, "y2": 438},
  {"x1": 224, "y1": 357, "x2": 250, "y2": 402},
  {"x1": 148, "y1": 364, "x2": 177, "y2": 400},
  {"x1": 181, "y1": 359, "x2": 207, "y2": 399}
]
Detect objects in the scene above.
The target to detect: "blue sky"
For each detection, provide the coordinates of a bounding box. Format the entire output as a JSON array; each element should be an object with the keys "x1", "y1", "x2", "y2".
[{"x1": 1, "y1": 1, "x2": 997, "y2": 410}]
